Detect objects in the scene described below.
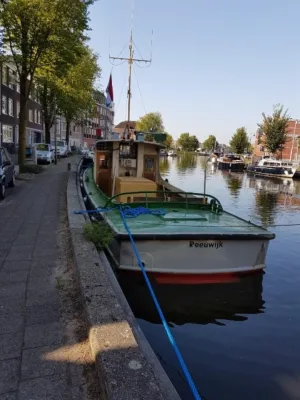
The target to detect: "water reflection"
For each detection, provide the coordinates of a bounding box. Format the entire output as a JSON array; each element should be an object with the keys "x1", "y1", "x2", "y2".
[
  {"x1": 197, "y1": 155, "x2": 210, "y2": 170},
  {"x1": 118, "y1": 272, "x2": 264, "y2": 327},
  {"x1": 159, "y1": 157, "x2": 170, "y2": 175},
  {"x1": 176, "y1": 152, "x2": 197, "y2": 172},
  {"x1": 255, "y1": 191, "x2": 279, "y2": 226},
  {"x1": 221, "y1": 171, "x2": 244, "y2": 198},
  {"x1": 124, "y1": 156, "x2": 300, "y2": 400}
]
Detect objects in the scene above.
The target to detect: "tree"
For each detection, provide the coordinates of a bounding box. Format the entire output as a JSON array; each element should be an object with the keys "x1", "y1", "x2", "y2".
[
  {"x1": 177, "y1": 133, "x2": 199, "y2": 151},
  {"x1": 202, "y1": 135, "x2": 217, "y2": 152},
  {"x1": 257, "y1": 104, "x2": 290, "y2": 155},
  {"x1": 0, "y1": 0, "x2": 94, "y2": 164},
  {"x1": 136, "y1": 112, "x2": 164, "y2": 141},
  {"x1": 56, "y1": 46, "x2": 99, "y2": 145},
  {"x1": 164, "y1": 133, "x2": 173, "y2": 150},
  {"x1": 36, "y1": 41, "x2": 88, "y2": 143},
  {"x1": 230, "y1": 127, "x2": 250, "y2": 154}
]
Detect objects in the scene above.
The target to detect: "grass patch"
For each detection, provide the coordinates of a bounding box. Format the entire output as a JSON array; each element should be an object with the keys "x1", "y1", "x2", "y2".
[
  {"x1": 19, "y1": 164, "x2": 45, "y2": 174},
  {"x1": 83, "y1": 221, "x2": 114, "y2": 250}
]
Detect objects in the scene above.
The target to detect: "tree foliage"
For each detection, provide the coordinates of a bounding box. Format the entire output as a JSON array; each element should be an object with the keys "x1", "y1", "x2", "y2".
[
  {"x1": 55, "y1": 46, "x2": 99, "y2": 144},
  {"x1": 202, "y1": 135, "x2": 217, "y2": 151},
  {"x1": 163, "y1": 133, "x2": 173, "y2": 149},
  {"x1": 177, "y1": 133, "x2": 199, "y2": 151},
  {"x1": 230, "y1": 127, "x2": 250, "y2": 154},
  {"x1": 136, "y1": 112, "x2": 164, "y2": 142},
  {"x1": 257, "y1": 104, "x2": 290, "y2": 155},
  {"x1": 0, "y1": 0, "x2": 95, "y2": 164},
  {"x1": 36, "y1": 39, "x2": 89, "y2": 143}
]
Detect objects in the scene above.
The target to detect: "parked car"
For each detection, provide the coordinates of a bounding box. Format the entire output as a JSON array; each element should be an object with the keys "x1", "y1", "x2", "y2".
[
  {"x1": 51, "y1": 140, "x2": 68, "y2": 158},
  {"x1": 80, "y1": 148, "x2": 89, "y2": 156},
  {"x1": 0, "y1": 147, "x2": 15, "y2": 200},
  {"x1": 35, "y1": 143, "x2": 54, "y2": 164}
]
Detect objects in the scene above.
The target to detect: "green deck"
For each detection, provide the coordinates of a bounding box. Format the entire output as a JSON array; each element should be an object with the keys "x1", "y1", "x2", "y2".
[{"x1": 83, "y1": 168, "x2": 269, "y2": 236}]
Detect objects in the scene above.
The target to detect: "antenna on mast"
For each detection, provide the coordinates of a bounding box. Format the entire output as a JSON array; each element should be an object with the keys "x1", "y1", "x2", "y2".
[{"x1": 109, "y1": 6, "x2": 151, "y2": 136}]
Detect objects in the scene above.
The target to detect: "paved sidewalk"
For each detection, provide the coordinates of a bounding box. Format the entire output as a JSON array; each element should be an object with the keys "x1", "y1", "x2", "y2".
[{"x1": 0, "y1": 158, "x2": 82, "y2": 399}]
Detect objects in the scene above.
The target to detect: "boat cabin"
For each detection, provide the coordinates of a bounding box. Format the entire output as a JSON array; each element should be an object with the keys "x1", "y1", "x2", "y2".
[
  {"x1": 258, "y1": 159, "x2": 294, "y2": 168},
  {"x1": 93, "y1": 138, "x2": 165, "y2": 203}
]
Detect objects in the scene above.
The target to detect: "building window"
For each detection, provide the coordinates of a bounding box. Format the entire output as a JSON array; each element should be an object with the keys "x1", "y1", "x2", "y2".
[
  {"x1": 17, "y1": 101, "x2": 20, "y2": 118},
  {"x1": 16, "y1": 81, "x2": 20, "y2": 92},
  {"x1": 1, "y1": 96, "x2": 7, "y2": 114},
  {"x1": 34, "y1": 109, "x2": 38, "y2": 123},
  {"x1": 8, "y1": 70, "x2": 15, "y2": 89},
  {"x1": 2, "y1": 125, "x2": 13, "y2": 143},
  {"x1": 8, "y1": 98, "x2": 13, "y2": 116},
  {"x1": 37, "y1": 110, "x2": 41, "y2": 124},
  {"x1": 29, "y1": 109, "x2": 33, "y2": 122},
  {"x1": 1, "y1": 66, "x2": 7, "y2": 86}
]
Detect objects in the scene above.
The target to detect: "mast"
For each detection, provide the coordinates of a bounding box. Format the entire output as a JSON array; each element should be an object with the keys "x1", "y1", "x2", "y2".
[
  {"x1": 110, "y1": 28, "x2": 151, "y2": 133},
  {"x1": 127, "y1": 30, "x2": 133, "y2": 126}
]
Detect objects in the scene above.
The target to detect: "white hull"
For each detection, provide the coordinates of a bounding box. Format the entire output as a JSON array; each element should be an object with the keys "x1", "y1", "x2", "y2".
[{"x1": 118, "y1": 239, "x2": 269, "y2": 276}]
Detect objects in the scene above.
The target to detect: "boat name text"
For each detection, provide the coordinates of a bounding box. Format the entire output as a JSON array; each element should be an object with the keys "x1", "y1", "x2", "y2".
[{"x1": 189, "y1": 241, "x2": 223, "y2": 249}]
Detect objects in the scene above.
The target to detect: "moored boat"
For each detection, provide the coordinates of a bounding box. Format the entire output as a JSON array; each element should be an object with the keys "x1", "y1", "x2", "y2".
[
  {"x1": 247, "y1": 158, "x2": 296, "y2": 178},
  {"x1": 168, "y1": 150, "x2": 177, "y2": 157},
  {"x1": 80, "y1": 137, "x2": 275, "y2": 284},
  {"x1": 218, "y1": 154, "x2": 245, "y2": 171}
]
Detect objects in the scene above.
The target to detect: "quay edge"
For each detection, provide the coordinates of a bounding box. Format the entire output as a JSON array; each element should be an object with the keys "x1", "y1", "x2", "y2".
[{"x1": 67, "y1": 162, "x2": 181, "y2": 400}]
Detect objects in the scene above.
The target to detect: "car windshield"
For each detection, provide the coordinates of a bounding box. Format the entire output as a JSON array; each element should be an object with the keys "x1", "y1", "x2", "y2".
[
  {"x1": 36, "y1": 144, "x2": 49, "y2": 151},
  {"x1": 57, "y1": 141, "x2": 65, "y2": 147}
]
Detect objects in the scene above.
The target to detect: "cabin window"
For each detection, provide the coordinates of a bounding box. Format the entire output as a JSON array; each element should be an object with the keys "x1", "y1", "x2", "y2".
[
  {"x1": 119, "y1": 143, "x2": 137, "y2": 159},
  {"x1": 96, "y1": 142, "x2": 113, "y2": 151}
]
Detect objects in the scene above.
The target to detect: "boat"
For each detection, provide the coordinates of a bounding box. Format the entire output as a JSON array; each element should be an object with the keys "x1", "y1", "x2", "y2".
[
  {"x1": 80, "y1": 135, "x2": 276, "y2": 284},
  {"x1": 247, "y1": 157, "x2": 297, "y2": 178},
  {"x1": 79, "y1": 27, "x2": 275, "y2": 285},
  {"x1": 159, "y1": 149, "x2": 168, "y2": 157},
  {"x1": 168, "y1": 150, "x2": 177, "y2": 157},
  {"x1": 217, "y1": 154, "x2": 245, "y2": 171}
]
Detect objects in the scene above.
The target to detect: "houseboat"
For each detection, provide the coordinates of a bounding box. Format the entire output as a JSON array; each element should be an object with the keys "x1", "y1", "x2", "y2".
[
  {"x1": 217, "y1": 155, "x2": 245, "y2": 171},
  {"x1": 247, "y1": 158, "x2": 297, "y2": 178},
  {"x1": 80, "y1": 136, "x2": 275, "y2": 284}
]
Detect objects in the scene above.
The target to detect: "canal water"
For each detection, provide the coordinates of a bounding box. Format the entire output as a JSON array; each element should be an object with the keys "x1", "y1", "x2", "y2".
[{"x1": 117, "y1": 154, "x2": 300, "y2": 400}]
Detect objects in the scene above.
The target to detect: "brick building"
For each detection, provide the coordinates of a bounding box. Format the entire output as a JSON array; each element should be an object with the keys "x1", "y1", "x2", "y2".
[
  {"x1": 0, "y1": 62, "x2": 43, "y2": 149},
  {"x1": 253, "y1": 119, "x2": 300, "y2": 161}
]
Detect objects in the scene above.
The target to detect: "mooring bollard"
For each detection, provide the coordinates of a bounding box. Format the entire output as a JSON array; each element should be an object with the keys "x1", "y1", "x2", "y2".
[{"x1": 67, "y1": 162, "x2": 71, "y2": 171}]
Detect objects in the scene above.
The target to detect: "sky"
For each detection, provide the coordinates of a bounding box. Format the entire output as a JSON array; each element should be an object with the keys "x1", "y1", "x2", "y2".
[{"x1": 88, "y1": 0, "x2": 300, "y2": 144}]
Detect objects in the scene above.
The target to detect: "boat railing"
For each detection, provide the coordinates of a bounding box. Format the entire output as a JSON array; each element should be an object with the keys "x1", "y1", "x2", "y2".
[{"x1": 104, "y1": 191, "x2": 223, "y2": 214}]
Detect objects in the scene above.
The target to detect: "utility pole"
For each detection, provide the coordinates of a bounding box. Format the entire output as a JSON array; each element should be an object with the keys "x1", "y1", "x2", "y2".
[{"x1": 109, "y1": 29, "x2": 151, "y2": 134}]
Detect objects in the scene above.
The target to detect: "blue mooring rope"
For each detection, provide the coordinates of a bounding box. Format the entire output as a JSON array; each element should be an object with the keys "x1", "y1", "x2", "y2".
[{"x1": 73, "y1": 205, "x2": 201, "y2": 400}]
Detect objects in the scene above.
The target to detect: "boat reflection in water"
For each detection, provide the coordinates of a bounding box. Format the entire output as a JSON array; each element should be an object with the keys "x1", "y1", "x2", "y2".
[{"x1": 117, "y1": 271, "x2": 264, "y2": 326}]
